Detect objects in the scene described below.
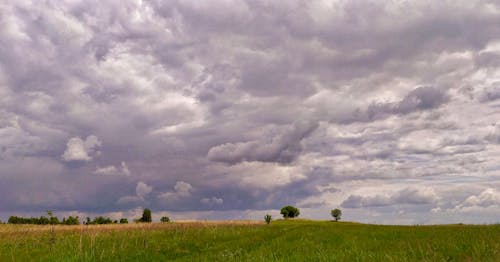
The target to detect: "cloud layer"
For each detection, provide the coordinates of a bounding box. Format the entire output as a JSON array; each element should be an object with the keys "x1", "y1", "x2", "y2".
[{"x1": 0, "y1": 0, "x2": 499, "y2": 224}]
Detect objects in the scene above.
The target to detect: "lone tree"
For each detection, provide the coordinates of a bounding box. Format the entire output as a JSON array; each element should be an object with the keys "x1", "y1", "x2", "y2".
[
  {"x1": 264, "y1": 214, "x2": 272, "y2": 224},
  {"x1": 331, "y1": 208, "x2": 342, "y2": 222},
  {"x1": 140, "y1": 208, "x2": 152, "y2": 223},
  {"x1": 280, "y1": 205, "x2": 300, "y2": 219},
  {"x1": 160, "y1": 216, "x2": 170, "y2": 223}
]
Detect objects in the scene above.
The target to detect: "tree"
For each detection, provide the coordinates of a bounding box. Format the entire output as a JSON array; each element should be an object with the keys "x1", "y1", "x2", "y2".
[
  {"x1": 63, "y1": 216, "x2": 79, "y2": 225},
  {"x1": 160, "y1": 216, "x2": 170, "y2": 223},
  {"x1": 264, "y1": 214, "x2": 272, "y2": 224},
  {"x1": 331, "y1": 209, "x2": 342, "y2": 222},
  {"x1": 119, "y1": 218, "x2": 128, "y2": 224},
  {"x1": 140, "y1": 208, "x2": 152, "y2": 223},
  {"x1": 280, "y1": 206, "x2": 300, "y2": 219},
  {"x1": 86, "y1": 216, "x2": 112, "y2": 224},
  {"x1": 46, "y1": 210, "x2": 60, "y2": 225}
]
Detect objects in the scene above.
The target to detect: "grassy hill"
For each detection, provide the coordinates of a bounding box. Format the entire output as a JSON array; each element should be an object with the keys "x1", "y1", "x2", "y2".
[{"x1": 1, "y1": 219, "x2": 499, "y2": 261}]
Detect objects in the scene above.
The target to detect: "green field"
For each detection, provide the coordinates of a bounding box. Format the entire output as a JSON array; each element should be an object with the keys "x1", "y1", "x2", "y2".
[{"x1": 1, "y1": 220, "x2": 499, "y2": 261}]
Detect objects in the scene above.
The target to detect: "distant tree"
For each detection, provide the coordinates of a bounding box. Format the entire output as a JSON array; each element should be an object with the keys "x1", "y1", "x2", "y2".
[
  {"x1": 62, "y1": 216, "x2": 79, "y2": 225},
  {"x1": 49, "y1": 216, "x2": 60, "y2": 225},
  {"x1": 331, "y1": 209, "x2": 342, "y2": 222},
  {"x1": 8, "y1": 215, "x2": 51, "y2": 225},
  {"x1": 119, "y1": 218, "x2": 128, "y2": 224},
  {"x1": 264, "y1": 214, "x2": 272, "y2": 224},
  {"x1": 139, "y1": 208, "x2": 152, "y2": 223},
  {"x1": 46, "y1": 210, "x2": 59, "y2": 225},
  {"x1": 93, "y1": 216, "x2": 113, "y2": 224},
  {"x1": 84, "y1": 216, "x2": 112, "y2": 225},
  {"x1": 160, "y1": 216, "x2": 170, "y2": 223},
  {"x1": 8, "y1": 216, "x2": 19, "y2": 224},
  {"x1": 38, "y1": 216, "x2": 50, "y2": 224},
  {"x1": 280, "y1": 206, "x2": 300, "y2": 219}
]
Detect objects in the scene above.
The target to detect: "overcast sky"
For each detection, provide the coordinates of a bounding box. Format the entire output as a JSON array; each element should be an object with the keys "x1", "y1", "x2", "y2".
[{"x1": 1, "y1": 0, "x2": 499, "y2": 224}]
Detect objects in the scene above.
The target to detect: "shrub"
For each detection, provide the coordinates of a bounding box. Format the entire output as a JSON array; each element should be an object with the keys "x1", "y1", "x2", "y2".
[
  {"x1": 264, "y1": 214, "x2": 272, "y2": 224},
  {"x1": 160, "y1": 216, "x2": 170, "y2": 223},
  {"x1": 280, "y1": 206, "x2": 300, "y2": 219},
  {"x1": 119, "y1": 218, "x2": 128, "y2": 224}
]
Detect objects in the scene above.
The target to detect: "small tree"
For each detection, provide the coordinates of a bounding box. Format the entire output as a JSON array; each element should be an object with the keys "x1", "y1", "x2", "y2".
[
  {"x1": 160, "y1": 216, "x2": 170, "y2": 223},
  {"x1": 280, "y1": 206, "x2": 300, "y2": 219},
  {"x1": 140, "y1": 208, "x2": 152, "y2": 223},
  {"x1": 119, "y1": 218, "x2": 128, "y2": 224},
  {"x1": 264, "y1": 214, "x2": 272, "y2": 224},
  {"x1": 331, "y1": 209, "x2": 342, "y2": 222}
]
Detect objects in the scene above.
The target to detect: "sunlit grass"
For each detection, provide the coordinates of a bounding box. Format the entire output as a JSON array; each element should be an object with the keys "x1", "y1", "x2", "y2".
[{"x1": 0, "y1": 220, "x2": 499, "y2": 261}]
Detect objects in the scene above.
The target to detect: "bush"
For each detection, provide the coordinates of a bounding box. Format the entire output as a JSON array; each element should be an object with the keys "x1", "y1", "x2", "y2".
[
  {"x1": 160, "y1": 216, "x2": 170, "y2": 223},
  {"x1": 280, "y1": 206, "x2": 300, "y2": 219},
  {"x1": 119, "y1": 218, "x2": 128, "y2": 224},
  {"x1": 264, "y1": 214, "x2": 272, "y2": 224},
  {"x1": 331, "y1": 209, "x2": 342, "y2": 222}
]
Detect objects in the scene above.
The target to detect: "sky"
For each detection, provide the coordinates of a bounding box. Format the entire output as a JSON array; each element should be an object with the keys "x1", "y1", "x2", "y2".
[{"x1": 0, "y1": 0, "x2": 499, "y2": 224}]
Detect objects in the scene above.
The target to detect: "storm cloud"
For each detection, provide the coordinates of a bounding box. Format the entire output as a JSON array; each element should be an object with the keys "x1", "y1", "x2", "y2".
[{"x1": 0, "y1": 0, "x2": 499, "y2": 224}]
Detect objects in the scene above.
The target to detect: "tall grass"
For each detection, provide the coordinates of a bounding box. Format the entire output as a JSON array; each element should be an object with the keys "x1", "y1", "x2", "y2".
[{"x1": 0, "y1": 220, "x2": 499, "y2": 261}]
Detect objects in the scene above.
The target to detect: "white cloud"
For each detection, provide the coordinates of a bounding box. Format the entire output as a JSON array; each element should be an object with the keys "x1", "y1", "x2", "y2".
[
  {"x1": 61, "y1": 135, "x2": 101, "y2": 162},
  {"x1": 158, "y1": 181, "x2": 193, "y2": 202},
  {"x1": 117, "y1": 181, "x2": 152, "y2": 205},
  {"x1": 455, "y1": 188, "x2": 500, "y2": 210},
  {"x1": 208, "y1": 161, "x2": 306, "y2": 189},
  {"x1": 200, "y1": 196, "x2": 223, "y2": 206},
  {"x1": 93, "y1": 165, "x2": 117, "y2": 175},
  {"x1": 136, "y1": 181, "x2": 153, "y2": 199},
  {"x1": 94, "y1": 161, "x2": 131, "y2": 176},
  {"x1": 342, "y1": 187, "x2": 438, "y2": 208}
]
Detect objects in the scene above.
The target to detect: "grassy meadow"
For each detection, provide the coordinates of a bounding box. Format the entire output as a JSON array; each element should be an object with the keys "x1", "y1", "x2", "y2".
[{"x1": 1, "y1": 220, "x2": 499, "y2": 261}]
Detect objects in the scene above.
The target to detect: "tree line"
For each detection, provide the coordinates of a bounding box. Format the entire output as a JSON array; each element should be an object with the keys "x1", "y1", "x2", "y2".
[
  {"x1": 7, "y1": 215, "x2": 79, "y2": 225},
  {"x1": 3, "y1": 206, "x2": 341, "y2": 225},
  {"x1": 5, "y1": 209, "x2": 170, "y2": 225}
]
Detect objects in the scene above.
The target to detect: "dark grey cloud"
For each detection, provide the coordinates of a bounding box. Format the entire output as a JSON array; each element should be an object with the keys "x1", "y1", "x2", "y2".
[
  {"x1": 207, "y1": 120, "x2": 318, "y2": 164},
  {"x1": 0, "y1": 0, "x2": 499, "y2": 224}
]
